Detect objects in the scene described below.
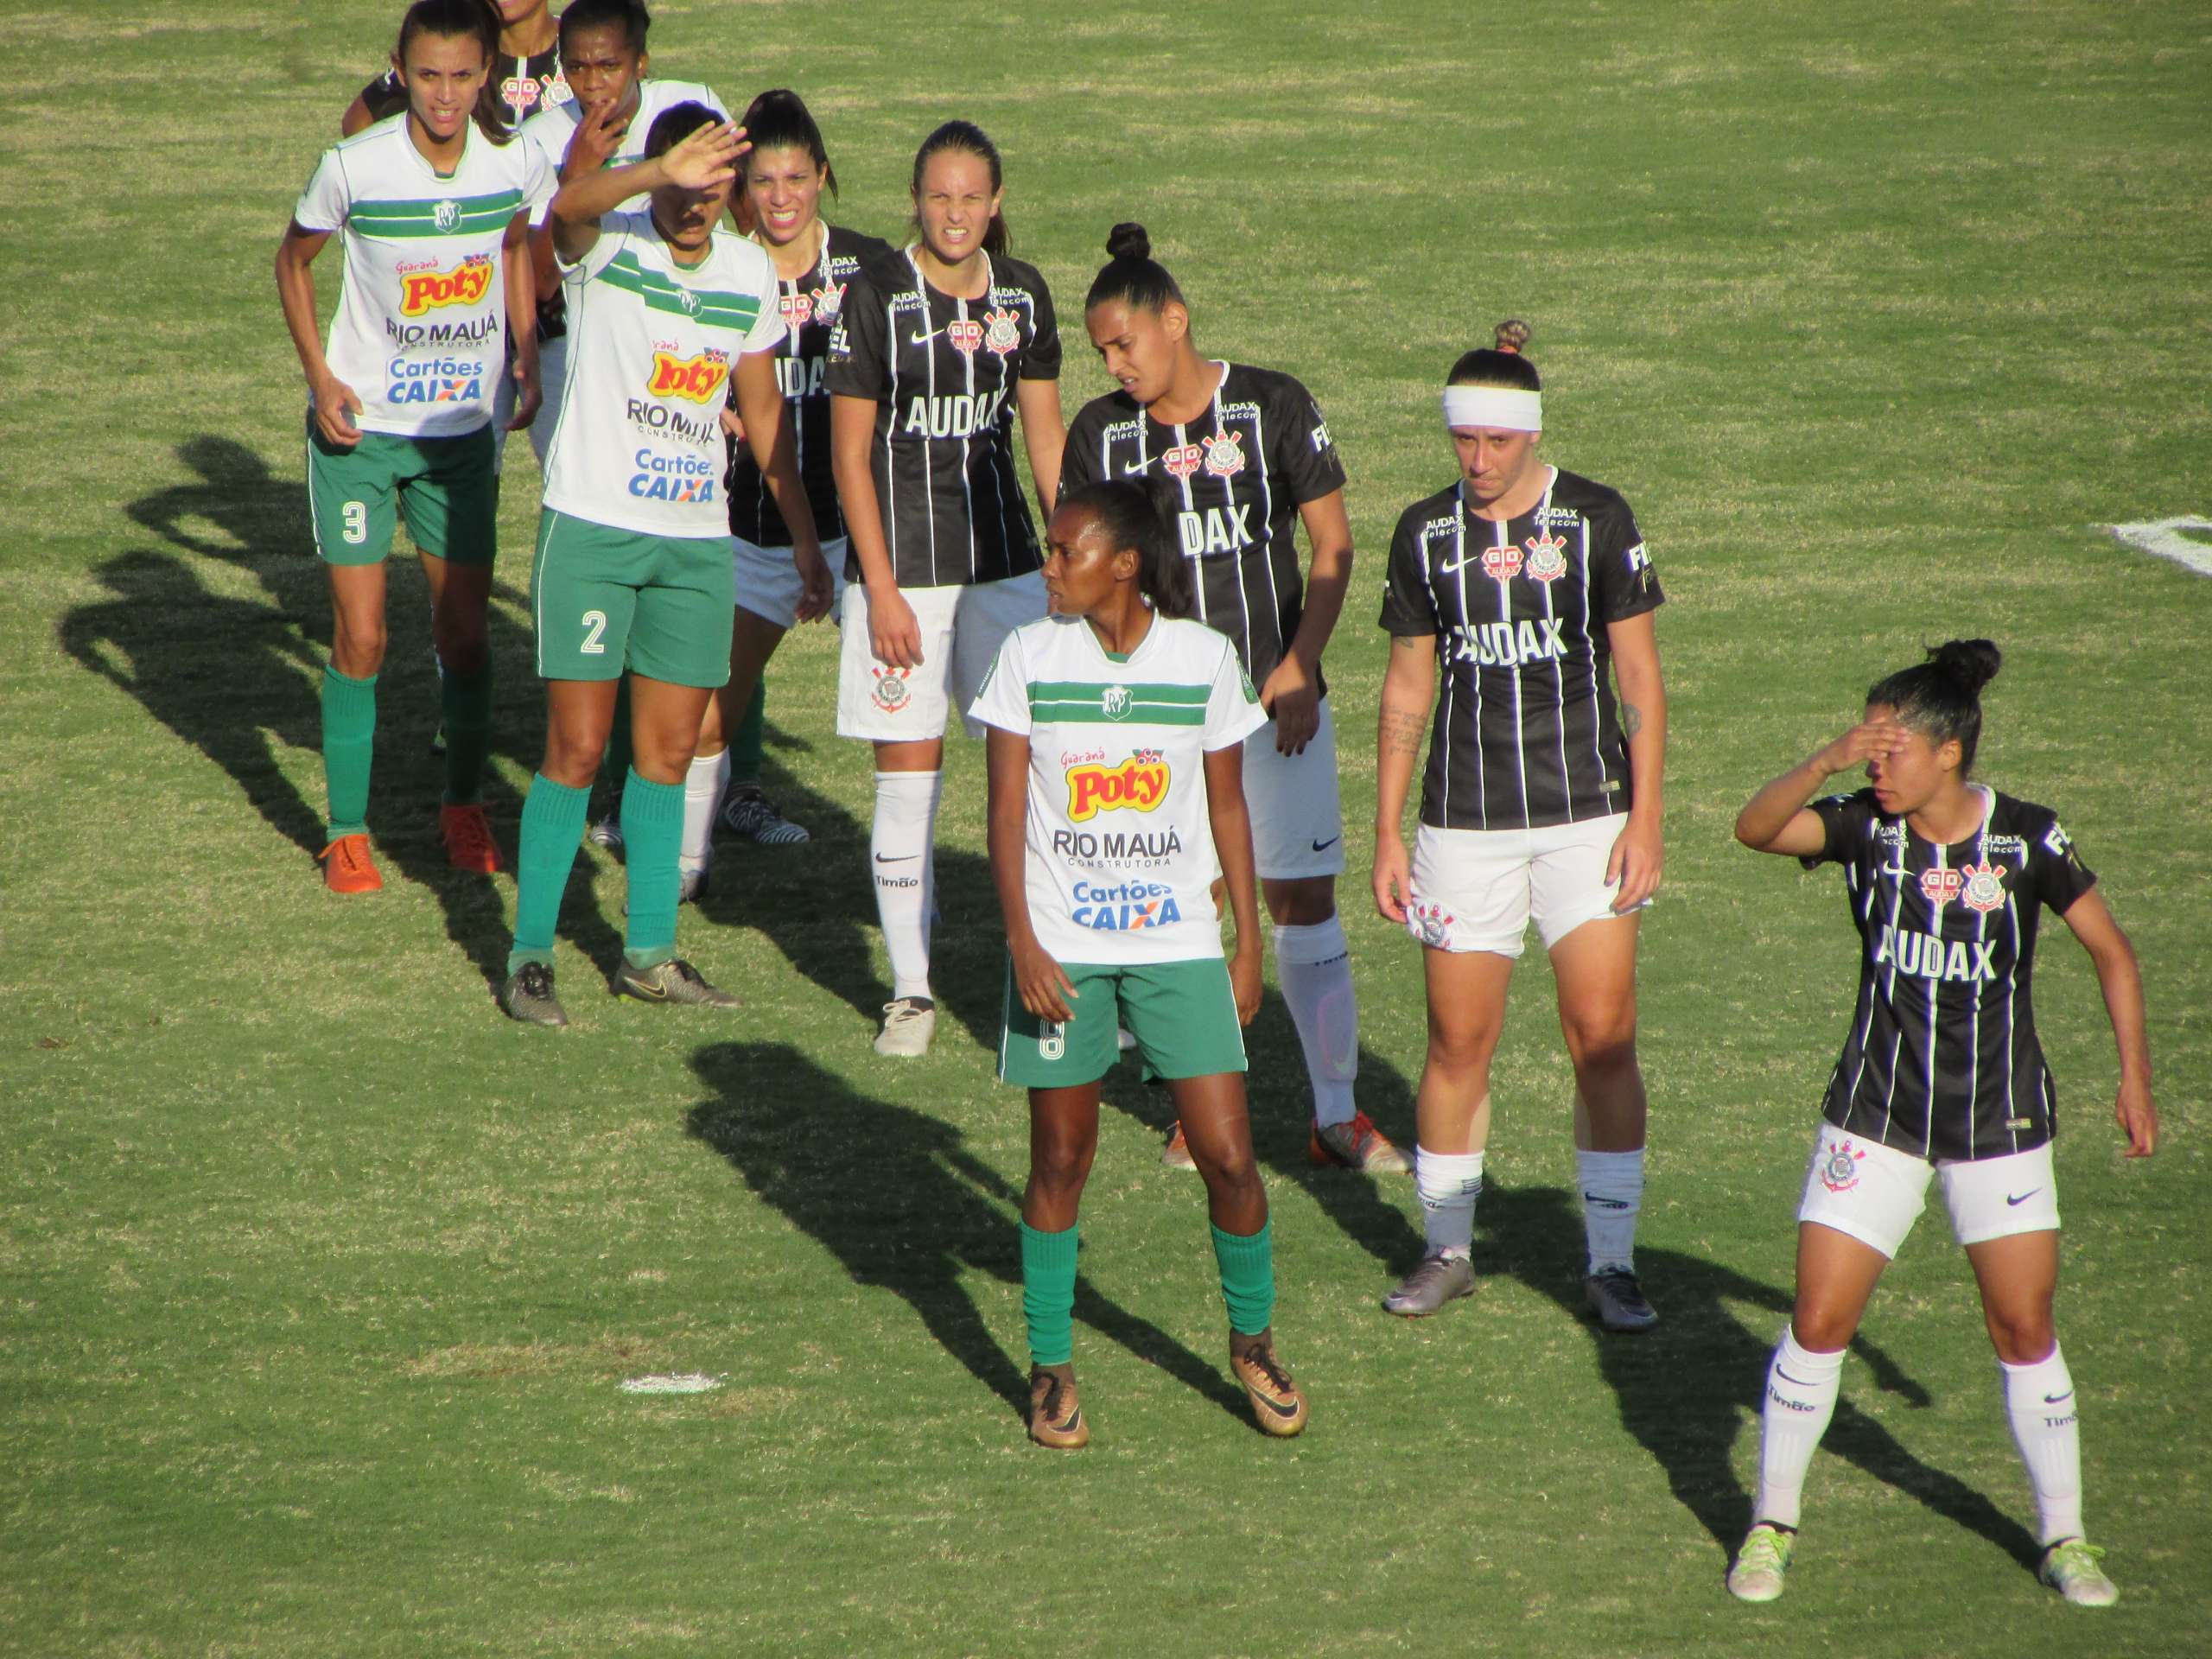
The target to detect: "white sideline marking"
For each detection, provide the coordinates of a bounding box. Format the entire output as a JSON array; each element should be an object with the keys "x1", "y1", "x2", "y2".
[
  {"x1": 2107, "y1": 517, "x2": 2212, "y2": 577},
  {"x1": 620, "y1": 1373, "x2": 726, "y2": 1395}
]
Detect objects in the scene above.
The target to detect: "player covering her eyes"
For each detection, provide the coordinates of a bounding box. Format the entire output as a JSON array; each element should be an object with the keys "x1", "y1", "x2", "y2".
[
  {"x1": 1373, "y1": 321, "x2": 1669, "y2": 1331},
  {"x1": 971, "y1": 480, "x2": 1306, "y2": 1447},
  {"x1": 276, "y1": 0, "x2": 549, "y2": 893},
  {"x1": 1727, "y1": 639, "x2": 2156, "y2": 1608},
  {"x1": 1063, "y1": 224, "x2": 1402, "y2": 1179},
  {"x1": 826, "y1": 119, "x2": 1066, "y2": 1058}
]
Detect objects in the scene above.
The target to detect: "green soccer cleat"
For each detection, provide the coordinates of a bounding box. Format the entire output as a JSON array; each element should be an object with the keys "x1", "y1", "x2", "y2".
[
  {"x1": 1727, "y1": 1522, "x2": 1796, "y2": 1603},
  {"x1": 499, "y1": 962, "x2": 569, "y2": 1028},
  {"x1": 2039, "y1": 1539, "x2": 2118, "y2": 1607},
  {"x1": 615, "y1": 958, "x2": 741, "y2": 1008}
]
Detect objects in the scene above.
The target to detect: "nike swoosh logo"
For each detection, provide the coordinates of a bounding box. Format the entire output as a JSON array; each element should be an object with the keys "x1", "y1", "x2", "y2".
[
  {"x1": 1775, "y1": 1369, "x2": 1816, "y2": 1389},
  {"x1": 1580, "y1": 1191, "x2": 1630, "y2": 1209},
  {"x1": 2005, "y1": 1189, "x2": 2041, "y2": 1206},
  {"x1": 907, "y1": 327, "x2": 942, "y2": 346},
  {"x1": 1437, "y1": 554, "x2": 1478, "y2": 575},
  {"x1": 874, "y1": 853, "x2": 918, "y2": 864},
  {"x1": 1252, "y1": 1390, "x2": 1300, "y2": 1421},
  {"x1": 1310, "y1": 836, "x2": 1341, "y2": 853},
  {"x1": 625, "y1": 976, "x2": 668, "y2": 1001},
  {"x1": 2044, "y1": 1390, "x2": 2073, "y2": 1404},
  {"x1": 1122, "y1": 460, "x2": 1153, "y2": 476}
]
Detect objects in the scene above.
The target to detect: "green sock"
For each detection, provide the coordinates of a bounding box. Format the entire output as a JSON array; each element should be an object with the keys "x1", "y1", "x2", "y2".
[
  {"x1": 602, "y1": 677, "x2": 634, "y2": 793},
  {"x1": 439, "y1": 658, "x2": 493, "y2": 806},
  {"x1": 507, "y1": 772, "x2": 589, "y2": 975},
  {"x1": 1021, "y1": 1221, "x2": 1078, "y2": 1367},
  {"x1": 731, "y1": 677, "x2": 766, "y2": 788},
  {"x1": 321, "y1": 667, "x2": 378, "y2": 839},
  {"x1": 1211, "y1": 1220, "x2": 1275, "y2": 1337},
  {"x1": 620, "y1": 768, "x2": 684, "y2": 969}
]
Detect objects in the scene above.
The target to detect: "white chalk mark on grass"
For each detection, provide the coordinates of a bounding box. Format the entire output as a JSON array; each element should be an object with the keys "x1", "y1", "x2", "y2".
[
  {"x1": 2107, "y1": 517, "x2": 2212, "y2": 577},
  {"x1": 620, "y1": 1373, "x2": 726, "y2": 1395}
]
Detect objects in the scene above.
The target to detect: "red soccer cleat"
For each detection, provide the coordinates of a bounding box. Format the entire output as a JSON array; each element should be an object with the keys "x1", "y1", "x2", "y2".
[{"x1": 441, "y1": 803, "x2": 503, "y2": 874}]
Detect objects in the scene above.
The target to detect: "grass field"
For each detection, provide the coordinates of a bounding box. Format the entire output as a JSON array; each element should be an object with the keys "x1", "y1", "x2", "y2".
[{"x1": 3, "y1": 2, "x2": 2209, "y2": 1653}]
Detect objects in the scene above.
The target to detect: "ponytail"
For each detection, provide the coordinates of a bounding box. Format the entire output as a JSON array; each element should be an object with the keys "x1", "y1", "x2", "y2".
[
  {"x1": 396, "y1": 0, "x2": 513, "y2": 143},
  {"x1": 1867, "y1": 639, "x2": 2003, "y2": 775}
]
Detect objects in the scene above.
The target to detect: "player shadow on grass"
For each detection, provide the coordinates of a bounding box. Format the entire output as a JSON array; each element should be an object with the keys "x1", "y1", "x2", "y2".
[
  {"x1": 683, "y1": 1040, "x2": 1252, "y2": 1427},
  {"x1": 1475, "y1": 1184, "x2": 2045, "y2": 1574}
]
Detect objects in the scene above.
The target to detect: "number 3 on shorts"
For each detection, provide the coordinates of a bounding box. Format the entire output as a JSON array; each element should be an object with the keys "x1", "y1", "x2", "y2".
[
  {"x1": 341, "y1": 501, "x2": 368, "y2": 545},
  {"x1": 580, "y1": 609, "x2": 607, "y2": 655}
]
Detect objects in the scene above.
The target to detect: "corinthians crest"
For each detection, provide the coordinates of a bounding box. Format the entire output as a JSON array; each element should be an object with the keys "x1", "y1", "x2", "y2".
[
  {"x1": 1523, "y1": 530, "x2": 1569, "y2": 582},
  {"x1": 1819, "y1": 1137, "x2": 1866, "y2": 1193}
]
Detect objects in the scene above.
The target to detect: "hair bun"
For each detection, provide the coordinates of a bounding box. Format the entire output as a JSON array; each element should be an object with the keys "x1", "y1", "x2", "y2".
[
  {"x1": 1493, "y1": 318, "x2": 1531, "y2": 355},
  {"x1": 1929, "y1": 639, "x2": 2001, "y2": 695},
  {"x1": 1105, "y1": 221, "x2": 1151, "y2": 263}
]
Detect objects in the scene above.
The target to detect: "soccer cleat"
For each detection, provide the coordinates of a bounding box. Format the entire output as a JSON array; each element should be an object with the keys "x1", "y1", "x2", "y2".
[
  {"x1": 1727, "y1": 1522, "x2": 1796, "y2": 1603},
  {"x1": 677, "y1": 865, "x2": 711, "y2": 906},
  {"x1": 1310, "y1": 1111, "x2": 1412, "y2": 1174},
  {"x1": 319, "y1": 834, "x2": 383, "y2": 893},
  {"x1": 721, "y1": 784, "x2": 811, "y2": 845},
  {"x1": 1230, "y1": 1334, "x2": 1308, "y2": 1438},
  {"x1": 874, "y1": 996, "x2": 936, "y2": 1057},
  {"x1": 615, "y1": 958, "x2": 741, "y2": 1008},
  {"x1": 1160, "y1": 1121, "x2": 1197, "y2": 1170},
  {"x1": 2039, "y1": 1539, "x2": 2118, "y2": 1607},
  {"x1": 440, "y1": 803, "x2": 503, "y2": 874},
  {"x1": 1027, "y1": 1367, "x2": 1089, "y2": 1450},
  {"x1": 588, "y1": 802, "x2": 623, "y2": 852},
  {"x1": 1382, "y1": 1252, "x2": 1475, "y2": 1317},
  {"x1": 1585, "y1": 1267, "x2": 1660, "y2": 1333},
  {"x1": 1116, "y1": 1026, "x2": 1138, "y2": 1053},
  {"x1": 499, "y1": 962, "x2": 569, "y2": 1027}
]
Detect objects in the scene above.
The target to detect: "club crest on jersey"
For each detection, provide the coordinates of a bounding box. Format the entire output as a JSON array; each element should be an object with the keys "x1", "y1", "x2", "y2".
[
  {"x1": 1919, "y1": 866, "x2": 1965, "y2": 910},
  {"x1": 982, "y1": 307, "x2": 1022, "y2": 355},
  {"x1": 676, "y1": 288, "x2": 702, "y2": 318},
  {"x1": 947, "y1": 318, "x2": 984, "y2": 354},
  {"x1": 1819, "y1": 1139, "x2": 1866, "y2": 1193},
  {"x1": 869, "y1": 665, "x2": 912, "y2": 711},
  {"x1": 1163, "y1": 444, "x2": 1204, "y2": 480},
  {"x1": 1960, "y1": 861, "x2": 2007, "y2": 913},
  {"x1": 1523, "y1": 531, "x2": 1570, "y2": 582},
  {"x1": 398, "y1": 255, "x2": 493, "y2": 317},
  {"x1": 1202, "y1": 431, "x2": 1246, "y2": 478},
  {"x1": 1100, "y1": 685, "x2": 1134, "y2": 721},
  {"x1": 1409, "y1": 899, "x2": 1454, "y2": 949},
  {"x1": 812, "y1": 282, "x2": 845, "y2": 324},
  {"x1": 1065, "y1": 758, "x2": 1169, "y2": 822},
  {"x1": 1480, "y1": 542, "x2": 1524, "y2": 582},
  {"x1": 432, "y1": 199, "x2": 461, "y2": 232}
]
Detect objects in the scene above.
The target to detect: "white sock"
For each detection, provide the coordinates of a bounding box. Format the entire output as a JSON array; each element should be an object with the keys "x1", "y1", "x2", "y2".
[
  {"x1": 2001, "y1": 1344, "x2": 2084, "y2": 1544},
  {"x1": 1274, "y1": 918, "x2": 1359, "y2": 1128},
  {"x1": 679, "y1": 748, "x2": 731, "y2": 876},
  {"x1": 1414, "y1": 1147, "x2": 1484, "y2": 1259},
  {"x1": 872, "y1": 771, "x2": 940, "y2": 1001},
  {"x1": 1755, "y1": 1325, "x2": 1844, "y2": 1529},
  {"x1": 1577, "y1": 1147, "x2": 1644, "y2": 1274}
]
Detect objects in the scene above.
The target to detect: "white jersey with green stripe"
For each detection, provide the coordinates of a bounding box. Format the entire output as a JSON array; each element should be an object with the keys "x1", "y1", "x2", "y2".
[
  {"x1": 292, "y1": 116, "x2": 549, "y2": 438},
  {"x1": 517, "y1": 80, "x2": 730, "y2": 223},
  {"x1": 541, "y1": 212, "x2": 785, "y2": 538},
  {"x1": 970, "y1": 613, "x2": 1268, "y2": 965}
]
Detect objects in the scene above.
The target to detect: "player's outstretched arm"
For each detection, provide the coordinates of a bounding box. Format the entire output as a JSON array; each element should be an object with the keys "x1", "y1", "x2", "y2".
[
  {"x1": 988, "y1": 726, "x2": 1075, "y2": 1023},
  {"x1": 1371, "y1": 633, "x2": 1434, "y2": 923},
  {"x1": 1204, "y1": 744, "x2": 1264, "y2": 1025},
  {"x1": 1734, "y1": 714, "x2": 1911, "y2": 856},
  {"x1": 732, "y1": 353, "x2": 830, "y2": 620},
  {"x1": 549, "y1": 117, "x2": 745, "y2": 263},
  {"x1": 274, "y1": 224, "x2": 362, "y2": 448},
  {"x1": 2060, "y1": 888, "x2": 2158, "y2": 1158}
]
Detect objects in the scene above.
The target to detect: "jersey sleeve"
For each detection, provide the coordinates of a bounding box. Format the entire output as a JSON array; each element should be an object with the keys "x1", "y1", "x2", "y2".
[
  {"x1": 1020, "y1": 275, "x2": 1061, "y2": 381},
  {"x1": 1801, "y1": 789, "x2": 1878, "y2": 870},
  {"x1": 1273, "y1": 377, "x2": 1348, "y2": 504},
  {"x1": 1202, "y1": 639, "x2": 1269, "y2": 753},
  {"x1": 1588, "y1": 495, "x2": 1663, "y2": 624},
  {"x1": 2028, "y1": 814, "x2": 2098, "y2": 913},
  {"x1": 292, "y1": 146, "x2": 351, "y2": 234},
  {"x1": 968, "y1": 628, "x2": 1032, "y2": 736},
  {"x1": 736, "y1": 252, "x2": 788, "y2": 354},
  {"x1": 823, "y1": 269, "x2": 889, "y2": 398},
  {"x1": 1058, "y1": 407, "x2": 1104, "y2": 493},
  {"x1": 563, "y1": 212, "x2": 632, "y2": 283},
  {"x1": 1376, "y1": 507, "x2": 1440, "y2": 637}
]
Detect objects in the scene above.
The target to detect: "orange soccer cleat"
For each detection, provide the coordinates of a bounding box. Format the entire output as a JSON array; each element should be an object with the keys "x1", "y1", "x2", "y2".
[
  {"x1": 320, "y1": 834, "x2": 383, "y2": 893},
  {"x1": 441, "y1": 803, "x2": 503, "y2": 874}
]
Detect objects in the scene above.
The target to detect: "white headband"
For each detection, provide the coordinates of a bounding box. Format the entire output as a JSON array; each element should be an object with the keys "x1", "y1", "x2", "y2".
[{"x1": 1442, "y1": 386, "x2": 1541, "y2": 433}]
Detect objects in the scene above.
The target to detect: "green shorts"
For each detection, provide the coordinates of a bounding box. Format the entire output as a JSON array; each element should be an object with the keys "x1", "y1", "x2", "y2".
[
  {"x1": 307, "y1": 421, "x2": 497, "y2": 566},
  {"x1": 531, "y1": 509, "x2": 734, "y2": 686},
  {"x1": 998, "y1": 956, "x2": 1247, "y2": 1088}
]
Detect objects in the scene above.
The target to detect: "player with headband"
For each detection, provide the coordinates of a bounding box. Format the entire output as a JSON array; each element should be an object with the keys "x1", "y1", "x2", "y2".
[{"x1": 1374, "y1": 321, "x2": 1669, "y2": 1331}]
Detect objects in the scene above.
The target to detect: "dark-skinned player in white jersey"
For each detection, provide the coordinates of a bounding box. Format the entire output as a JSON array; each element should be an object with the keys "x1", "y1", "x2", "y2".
[
  {"x1": 1374, "y1": 322, "x2": 1668, "y2": 1331},
  {"x1": 1063, "y1": 226, "x2": 1403, "y2": 1177},
  {"x1": 825, "y1": 120, "x2": 1065, "y2": 1058},
  {"x1": 1728, "y1": 640, "x2": 2157, "y2": 1608}
]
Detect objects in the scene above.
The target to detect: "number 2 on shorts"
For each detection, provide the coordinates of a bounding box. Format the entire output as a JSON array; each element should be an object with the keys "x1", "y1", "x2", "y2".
[{"x1": 580, "y1": 609, "x2": 607, "y2": 656}]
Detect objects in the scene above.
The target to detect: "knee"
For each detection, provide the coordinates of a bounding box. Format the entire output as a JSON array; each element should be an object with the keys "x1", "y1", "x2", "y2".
[
  {"x1": 331, "y1": 619, "x2": 387, "y2": 677},
  {"x1": 1789, "y1": 1302, "x2": 1860, "y2": 1355},
  {"x1": 433, "y1": 617, "x2": 489, "y2": 677},
  {"x1": 1263, "y1": 878, "x2": 1336, "y2": 927},
  {"x1": 1985, "y1": 1306, "x2": 2056, "y2": 1367},
  {"x1": 1561, "y1": 1014, "x2": 1639, "y2": 1077},
  {"x1": 1426, "y1": 1022, "x2": 1499, "y2": 1078},
  {"x1": 1192, "y1": 1137, "x2": 1260, "y2": 1198},
  {"x1": 1031, "y1": 1135, "x2": 1095, "y2": 1197},
  {"x1": 540, "y1": 728, "x2": 605, "y2": 789}
]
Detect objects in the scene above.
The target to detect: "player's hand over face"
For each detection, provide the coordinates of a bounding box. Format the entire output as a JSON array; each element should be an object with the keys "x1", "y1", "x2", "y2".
[
  {"x1": 659, "y1": 121, "x2": 746, "y2": 192},
  {"x1": 312, "y1": 374, "x2": 365, "y2": 448},
  {"x1": 866, "y1": 582, "x2": 924, "y2": 670},
  {"x1": 507, "y1": 353, "x2": 541, "y2": 432},
  {"x1": 1229, "y1": 940, "x2": 1262, "y2": 1026},
  {"x1": 1012, "y1": 938, "x2": 1077, "y2": 1026},
  {"x1": 1371, "y1": 835, "x2": 1412, "y2": 925},
  {"x1": 1258, "y1": 656, "x2": 1319, "y2": 755},
  {"x1": 1814, "y1": 714, "x2": 1910, "y2": 779},
  {"x1": 1607, "y1": 814, "x2": 1662, "y2": 912},
  {"x1": 566, "y1": 98, "x2": 632, "y2": 179},
  {"x1": 2114, "y1": 1074, "x2": 2158, "y2": 1158},
  {"x1": 792, "y1": 542, "x2": 833, "y2": 625}
]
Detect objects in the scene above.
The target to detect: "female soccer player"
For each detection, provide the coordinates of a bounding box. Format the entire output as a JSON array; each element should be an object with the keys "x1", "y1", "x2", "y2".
[
  {"x1": 1373, "y1": 322, "x2": 1668, "y2": 1329},
  {"x1": 343, "y1": 0, "x2": 567, "y2": 136},
  {"x1": 1727, "y1": 641, "x2": 2156, "y2": 1607},
  {"x1": 1063, "y1": 224, "x2": 1399, "y2": 1175},
  {"x1": 498, "y1": 106, "x2": 821, "y2": 1025},
  {"x1": 826, "y1": 119, "x2": 1065, "y2": 1057},
  {"x1": 973, "y1": 480, "x2": 1306, "y2": 1447},
  {"x1": 276, "y1": 0, "x2": 549, "y2": 893},
  {"x1": 667, "y1": 88, "x2": 893, "y2": 887}
]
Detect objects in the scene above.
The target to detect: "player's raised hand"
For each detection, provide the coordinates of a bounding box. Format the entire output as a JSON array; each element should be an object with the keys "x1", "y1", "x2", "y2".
[
  {"x1": 2114, "y1": 1073, "x2": 2158, "y2": 1158},
  {"x1": 565, "y1": 98, "x2": 631, "y2": 179},
  {"x1": 867, "y1": 582, "x2": 925, "y2": 670},
  {"x1": 658, "y1": 120, "x2": 746, "y2": 192},
  {"x1": 1372, "y1": 835, "x2": 1412, "y2": 925},
  {"x1": 312, "y1": 373, "x2": 365, "y2": 448},
  {"x1": 1813, "y1": 713, "x2": 1910, "y2": 778}
]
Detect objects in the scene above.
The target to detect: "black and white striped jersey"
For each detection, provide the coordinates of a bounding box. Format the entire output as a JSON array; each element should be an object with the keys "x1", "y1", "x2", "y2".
[
  {"x1": 359, "y1": 47, "x2": 569, "y2": 129},
  {"x1": 822, "y1": 247, "x2": 1060, "y2": 588},
  {"x1": 1061, "y1": 364, "x2": 1346, "y2": 695},
  {"x1": 1378, "y1": 467, "x2": 1661, "y2": 831},
  {"x1": 1803, "y1": 786, "x2": 2097, "y2": 1163},
  {"x1": 726, "y1": 224, "x2": 892, "y2": 548}
]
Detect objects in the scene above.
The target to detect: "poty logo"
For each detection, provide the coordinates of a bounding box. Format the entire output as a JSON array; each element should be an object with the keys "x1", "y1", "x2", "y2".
[
  {"x1": 398, "y1": 256, "x2": 493, "y2": 317},
  {"x1": 1523, "y1": 530, "x2": 1569, "y2": 582},
  {"x1": 1163, "y1": 444, "x2": 1204, "y2": 479},
  {"x1": 1203, "y1": 431, "x2": 1245, "y2": 478},
  {"x1": 1960, "y1": 861, "x2": 2007, "y2": 913},
  {"x1": 1919, "y1": 866, "x2": 1965, "y2": 910},
  {"x1": 1480, "y1": 542, "x2": 1524, "y2": 582},
  {"x1": 1065, "y1": 758, "x2": 1169, "y2": 822},
  {"x1": 648, "y1": 350, "x2": 731, "y2": 404},
  {"x1": 982, "y1": 307, "x2": 1021, "y2": 355},
  {"x1": 433, "y1": 199, "x2": 461, "y2": 232},
  {"x1": 1820, "y1": 1139, "x2": 1866, "y2": 1193},
  {"x1": 947, "y1": 319, "x2": 984, "y2": 354}
]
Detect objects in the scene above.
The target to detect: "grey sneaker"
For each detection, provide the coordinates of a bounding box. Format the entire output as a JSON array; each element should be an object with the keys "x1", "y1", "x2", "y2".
[
  {"x1": 588, "y1": 802, "x2": 623, "y2": 851},
  {"x1": 1585, "y1": 1267, "x2": 1658, "y2": 1332},
  {"x1": 1382, "y1": 1252, "x2": 1474, "y2": 1317},
  {"x1": 677, "y1": 865, "x2": 710, "y2": 906},
  {"x1": 2039, "y1": 1539, "x2": 2118, "y2": 1607},
  {"x1": 615, "y1": 957, "x2": 741, "y2": 1007},
  {"x1": 1727, "y1": 1522, "x2": 1795, "y2": 1603},
  {"x1": 874, "y1": 996, "x2": 936, "y2": 1057},
  {"x1": 721, "y1": 785, "x2": 810, "y2": 845},
  {"x1": 499, "y1": 962, "x2": 569, "y2": 1027}
]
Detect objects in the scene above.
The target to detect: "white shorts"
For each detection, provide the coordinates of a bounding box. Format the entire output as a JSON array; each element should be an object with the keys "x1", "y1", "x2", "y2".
[
  {"x1": 1242, "y1": 696, "x2": 1345, "y2": 880},
  {"x1": 1405, "y1": 815, "x2": 1642, "y2": 957},
  {"x1": 1796, "y1": 1122, "x2": 2061, "y2": 1258},
  {"x1": 835, "y1": 571, "x2": 1046, "y2": 741},
  {"x1": 737, "y1": 535, "x2": 849, "y2": 630}
]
